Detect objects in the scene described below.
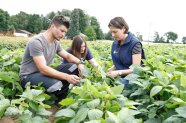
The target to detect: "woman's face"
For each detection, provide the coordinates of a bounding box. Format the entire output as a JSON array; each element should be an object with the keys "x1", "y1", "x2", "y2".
[
  {"x1": 80, "y1": 42, "x2": 86, "y2": 53},
  {"x1": 109, "y1": 26, "x2": 125, "y2": 41}
]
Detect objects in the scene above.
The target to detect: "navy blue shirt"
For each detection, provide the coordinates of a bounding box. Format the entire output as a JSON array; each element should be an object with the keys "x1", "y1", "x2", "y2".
[
  {"x1": 111, "y1": 32, "x2": 144, "y2": 72},
  {"x1": 62, "y1": 48, "x2": 93, "y2": 64}
]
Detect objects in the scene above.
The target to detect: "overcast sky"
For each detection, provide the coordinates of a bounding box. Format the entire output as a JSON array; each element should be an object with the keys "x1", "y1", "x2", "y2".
[{"x1": 1, "y1": 0, "x2": 186, "y2": 41}]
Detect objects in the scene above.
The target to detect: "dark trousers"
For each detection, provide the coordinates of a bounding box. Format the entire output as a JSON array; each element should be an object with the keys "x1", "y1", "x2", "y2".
[{"x1": 20, "y1": 63, "x2": 78, "y2": 101}]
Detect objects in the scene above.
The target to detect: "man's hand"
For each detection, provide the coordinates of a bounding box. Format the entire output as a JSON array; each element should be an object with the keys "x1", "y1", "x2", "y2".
[
  {"x1": 77, "y1": 64, "x2": 84, "y2": 77},
  {"x1": 66, "y1": 74, "x2": 80, "y2": 85}
]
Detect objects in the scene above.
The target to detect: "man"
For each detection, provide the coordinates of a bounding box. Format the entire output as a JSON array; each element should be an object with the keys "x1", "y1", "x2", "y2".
[{"x1": 19, "y1": 15, "x2": 84, "y2": 101}]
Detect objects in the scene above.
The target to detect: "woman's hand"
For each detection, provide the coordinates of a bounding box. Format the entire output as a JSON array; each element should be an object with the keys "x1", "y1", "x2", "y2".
[{"x1": 107, "y1": 70, "x2": 118, "y2": 78}]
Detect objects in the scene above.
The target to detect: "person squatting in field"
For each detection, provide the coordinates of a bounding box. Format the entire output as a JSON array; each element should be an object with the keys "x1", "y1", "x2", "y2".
[
  {"x1": 19, "y1": 15, "x2": 85, "y2": 102},
  {"x1": 107, "y1": 17, "x2": 145, "y2": 86},
  {"x1": 61, "y1": 34, "x2": 99, "y2": 67}
]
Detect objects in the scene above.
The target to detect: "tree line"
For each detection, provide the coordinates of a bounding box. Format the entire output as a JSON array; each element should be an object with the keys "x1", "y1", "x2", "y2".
[
  {"x1": 0, "y1": 8, "x2": 113, "y2": 40},
  {"x1": 1, "y1": 8, "x2": 185, "y2": 43},
  {"x1": 153, "y1": 31, "x2": 186, "y2": 44}
]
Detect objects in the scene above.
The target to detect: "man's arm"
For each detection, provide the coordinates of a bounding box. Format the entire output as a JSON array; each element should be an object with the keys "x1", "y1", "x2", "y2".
[
  {"x1": 58, "y1": 50, "x2": 84, "y2": 70},
  {"x1": 58, "y1": 50, "x2": 80, "y2": 63},
  {"x1": 32, "y1": 55, "x2": 80, "y2": 84}
]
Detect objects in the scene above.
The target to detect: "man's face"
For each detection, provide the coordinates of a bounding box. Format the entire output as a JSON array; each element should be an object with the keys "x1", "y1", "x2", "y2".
[{"x1": 52, "y1": 24, "x2": 68, "y2": 41}]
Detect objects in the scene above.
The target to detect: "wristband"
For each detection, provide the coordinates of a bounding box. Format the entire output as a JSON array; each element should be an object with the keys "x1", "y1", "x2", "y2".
[{"x1": 77, "y1": 59, "x2": 85, "y2": 65}]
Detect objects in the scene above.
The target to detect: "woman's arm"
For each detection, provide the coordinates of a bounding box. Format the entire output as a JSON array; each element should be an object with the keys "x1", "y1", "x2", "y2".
[
  {"x1": 88, "y1": 58, "x2": 99, "y2": 67},
  {"x1": 107, "y1": 54, "x2": 141, "y2": 78}
]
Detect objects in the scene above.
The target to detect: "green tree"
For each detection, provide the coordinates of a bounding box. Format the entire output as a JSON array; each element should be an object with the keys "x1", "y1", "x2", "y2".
[
  {"x1": 10, "y1": 11, "x2": 29, "y2": 30},
  {"x1": 78, "y1": 9, "x2": 89, "y2": 34},
  {"x1": 66, "y1": 9, "x2": 80, "y2": 39},
  {"x1": 104, "y1": 32, "x2": 113, "y2": 40},
  {"x1": 61, "y1": 9, "x2": 71, "y2": 18},
  {"x1": 153, "y1": 31, "x2": 160, "y2": 42},
  {"x1": 182, "y1": 37, "x2": 186, "y2": 44},
  {"x1": 165, "y1": 31, "x2": 178, "y2": 43},
  {"x1": 90, "y1": 16, "x2": 104, "y2": 39},
  {"x1": 84, "y1": 26, "x2": 96, "y2": 41},
  {"x1": 159, "y1": 36, "x2": 165, "y2": 43},
  {"x1": 40, "y1": 15, "x2": 50, "y2": 30},
  {"x1": 46, "y1": 11, "x2": 56, "y2": 20},
  {"x1": 27, "y1": 14, "x2": 43, "y2": 33},
  {"x1": 0, "y1": 9, "x2": 10, "y2": 31}
]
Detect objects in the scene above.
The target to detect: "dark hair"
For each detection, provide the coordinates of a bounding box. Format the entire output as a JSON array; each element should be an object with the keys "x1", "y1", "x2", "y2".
[
  {"x1": 69, "y1": 35, "x2": 87, "y2": 59},
  {"x1": 49, "y1": 15, "x2": 70, "y2": 28},
  {"x1": 108, "y1": 17, "x2": 129, "y2": 33}
]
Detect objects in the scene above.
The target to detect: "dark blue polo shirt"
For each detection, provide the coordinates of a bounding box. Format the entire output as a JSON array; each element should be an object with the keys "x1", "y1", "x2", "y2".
[
  {"x1": 62, "y1": 48, "x2": 93, "y2": 64},
  {"x1": 111, "y1": 32, "x2": 143, "y2": 72}
]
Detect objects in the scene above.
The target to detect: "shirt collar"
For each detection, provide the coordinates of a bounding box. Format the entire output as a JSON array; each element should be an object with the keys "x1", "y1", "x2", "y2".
[{"x1": 114, "y1": 32, "x2": 132, "y2": 46}]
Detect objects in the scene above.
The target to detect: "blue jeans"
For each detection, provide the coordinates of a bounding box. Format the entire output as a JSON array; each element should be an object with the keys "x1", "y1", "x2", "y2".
[{"x1": 20, "y1": 63, "x2": 78, "y2": 101}]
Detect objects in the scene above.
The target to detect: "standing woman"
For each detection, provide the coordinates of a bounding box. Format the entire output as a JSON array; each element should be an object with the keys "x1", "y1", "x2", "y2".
[
  {"x1": 62, "y1": 35, "x2": 99, "y2": 67},
  {"x1": 107, "y1": 17, "x2": 145, "y2": 84}
]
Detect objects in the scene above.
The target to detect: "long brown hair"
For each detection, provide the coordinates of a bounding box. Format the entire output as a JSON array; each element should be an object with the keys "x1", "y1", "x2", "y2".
[{"x1": 69, "y1": 35, "x2": 88, "y2": 59}]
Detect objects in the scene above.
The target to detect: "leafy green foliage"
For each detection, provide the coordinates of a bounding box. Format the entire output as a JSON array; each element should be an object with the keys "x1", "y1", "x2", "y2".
[{"x1": 0, "y1": 39, "x2": 186, "y2": 122}]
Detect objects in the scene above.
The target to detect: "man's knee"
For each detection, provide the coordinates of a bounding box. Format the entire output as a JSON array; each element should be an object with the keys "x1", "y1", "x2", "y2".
[
  {"x1": 47, "y1": 81, "x2": 63, "y2": 93},
  {"x1": 56, "y1": 63, "x2": 79, "y2": 75}
]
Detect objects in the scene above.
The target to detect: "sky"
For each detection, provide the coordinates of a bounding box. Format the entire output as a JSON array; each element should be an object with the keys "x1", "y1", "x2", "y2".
[{"x1": 0, "y1": 0, "x2": 186, "y2": 41}]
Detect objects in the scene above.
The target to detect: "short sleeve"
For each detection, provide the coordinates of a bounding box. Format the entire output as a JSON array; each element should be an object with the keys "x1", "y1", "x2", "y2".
[
  {"x1": 132, "y1": 42, "x2": 142, "y2": 55},
  {"x1": 56, "y1": 42, "x2": 63, "y2": 53},
  {"x1": 85, "y1": 48, "x2": 93, "y2": 60},
  {"x1": 28, "y1": 40, "x2": 43, "y2": 56}
]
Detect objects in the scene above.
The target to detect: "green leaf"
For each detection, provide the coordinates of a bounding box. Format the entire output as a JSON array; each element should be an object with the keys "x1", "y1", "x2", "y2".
[
  {"x1": 163, "y1": 116, "x2": 183, "y2": 123},
  {"x1": 87, "y1": 99, "x2": 100, "y2": 109},
  {"x1": 106, "y1": 111, "x2": 119, "y2": 123},
  {"x1": 71, "y1": 87, "x2": 83, "y2": 95},
  {"x1": 85, "y1": 120, "x2": 101, "y2": 123},
  {"x1": 175, "y1": 106, "x2": 186, "y2": 118},
  {"x1": 37, "y1": 108, "x2": 52, "y2": 116},
  {"x1": 88, "y1": 109, "x2": 103, "y2": 120},
  {"x1": 31, "y1": 89, "x2": 43, "y2": 96},
  {"x1": 150, "y1": 85, "x2": 163, "y2": 97},
  {"x1": 34, "y1": 95, "x2": 45, "y2": 102},
  {"x1": 0, "y1": 99, "x2": 10, "y2": 117},
  {"x1": 0, "y1": 72, "x2": 13, "y2": 82},
  {"x1": 4, "y1": 106, "x2": 20, "y2": 116},
  {"x1": 117, "y1": 107, "x2": 140, "y2": 122},
  {"x1": 19, "y1": 114, "x2": 48, "y2": 123},
  {"x1": 74, "y1": 108, "x2": 89, "y2": 123},
  {"x1": 180, "y1": 74, "x2": 186, "y2": 88},
  {"x1": 55, "y1": 108, "x2": 75, "y2": 118},
  {"x1": 110, "y1": 84, "x2": 124, "y2": 95},
  {"x1": 106, "y1": 100, "x2": 111, "y2": 109},
  {"x1": 144, "y1": 118, "x2": 161, "y2": 123},
  {"x1": 29, "y1": 101, "x2": 39, "y2": 112},
  {"x1": 0, "y1": 87, "x2": 3, "y2": 93},
  {"x1": 59, "y1": 98, "x2": 76, "y2": 107}
]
